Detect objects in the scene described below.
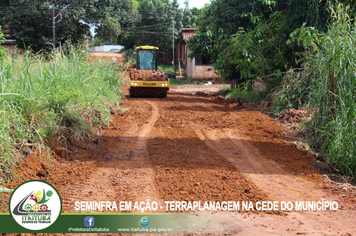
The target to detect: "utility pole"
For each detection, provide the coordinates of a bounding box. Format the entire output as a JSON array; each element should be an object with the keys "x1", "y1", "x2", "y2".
[
  {"x1": 172, "y1": 18, "x2": 174, "y2": 74},
  {"x1": 52, "y1": 3, "x2": 72, "y2": 51},
  {"x1": 52, "y1": 4, "x2": 55, "y2": 50}
]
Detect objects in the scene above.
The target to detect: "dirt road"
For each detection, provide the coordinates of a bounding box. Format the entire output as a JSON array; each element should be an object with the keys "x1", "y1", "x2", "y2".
[{"x1": 5, "y1": 86, "x2": 356, "y2": 235}]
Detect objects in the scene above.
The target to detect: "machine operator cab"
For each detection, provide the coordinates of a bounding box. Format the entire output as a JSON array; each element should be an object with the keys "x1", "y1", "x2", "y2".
[
  {"x1": 129, "y1": 46, "x2": 169, "y2": 98},
  {"x1": 136, "y1": 46, "x2": 159, "y2": 71}
]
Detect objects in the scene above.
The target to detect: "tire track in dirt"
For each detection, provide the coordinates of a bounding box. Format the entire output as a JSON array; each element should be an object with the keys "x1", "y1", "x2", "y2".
[
  {"x1": 183, "y1": 95, "x2": 330, "y2": 202},
  {"x1": 146, "y1": 94, "x2": 270, "y2": 206},
  {"x1": 131, "y1": 100, "x2": 159, "y2": 163},
  {"x1": 124, "y1": 100, "x2": 164, "y2": 206},
  {"x1": 195, "y1": 128, "x2": 334, "y2": 202},
  {"x1": 170, "y1": 93, "x2": 356, "y2": 235},
  {"x1": 60, "y1": 100, "x2": 163, "y2": 212},
  {"x1": 7, "y1": 90, "x2": 356, "y2": 235}
]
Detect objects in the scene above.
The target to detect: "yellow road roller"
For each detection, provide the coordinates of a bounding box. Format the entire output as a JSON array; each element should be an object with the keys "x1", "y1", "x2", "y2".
[{"x1": 129, "y1": 46, "x2": 170, "y2": 98}]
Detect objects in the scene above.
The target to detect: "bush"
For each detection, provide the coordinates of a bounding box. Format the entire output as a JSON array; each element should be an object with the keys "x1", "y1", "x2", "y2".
[
  {"x1": 273, "y1": 4, "x2": 356, "y2": 177},
  {"x1": 305, "y1": 4, "x2": 356, "y2": 177},
  {"x1": 226, "y1": 87, "x2": 270, "y2": 104},
  {"x1": 157, "y1": 64, "x2": 179, "y2": 74},
  {"x1": 169, "y1": 78, "x2": 182, "y2": 86},
  {"x1": 0, "y1": 45, "x2": 124, "y2": 182}
]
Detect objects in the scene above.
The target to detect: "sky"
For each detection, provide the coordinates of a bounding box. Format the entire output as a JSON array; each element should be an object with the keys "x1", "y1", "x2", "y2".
[{"x1": 177, "y1": 0, "x2": 211, "y2": 9}]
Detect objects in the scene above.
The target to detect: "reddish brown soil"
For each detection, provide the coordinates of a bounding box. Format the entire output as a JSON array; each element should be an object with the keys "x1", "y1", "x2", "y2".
[{"x1": 1, "y1": 86, "x2": 356, "y2": 235}]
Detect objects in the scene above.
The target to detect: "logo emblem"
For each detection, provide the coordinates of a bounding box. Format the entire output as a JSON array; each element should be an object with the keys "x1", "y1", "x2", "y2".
[
  {"x1": 9, "y1": 180, "x2": 62, "y2": 230},
  {"x1": 138, "y1": 216, "x2": 150, "y2": 227},
  {"x1": 84, "y1": 216, "x2": 95, "y2": 227}
]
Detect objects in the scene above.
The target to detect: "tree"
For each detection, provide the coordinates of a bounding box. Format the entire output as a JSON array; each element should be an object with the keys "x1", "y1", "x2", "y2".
[
  {"x1": 119, "y1": 0, "x2": 200, "y2": 59},
  {"x1": 186, "y1": 0, "x2": 254, "y2": 82},
  {"x1": 95, "y1": 15, "x2": 121, "y2": 45},
  {"x1": 120, "y1": 0, "x2": 178, "y2": 54},
  {"x1": 187, "y1": 0, "x2": 331, "y2": 82},
  {"x1": 0, "y1": 0, "x2": 139, "y2": 51}
]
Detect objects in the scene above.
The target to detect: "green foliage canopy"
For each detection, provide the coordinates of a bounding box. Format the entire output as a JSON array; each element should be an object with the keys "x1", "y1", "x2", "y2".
[
  {"x1": 187, "y1": 0, "x2": 330, "y2": 82},
  {"x1": 121, "y1": 0, "x2": 200, "y2": 54},
  {"x1": 0, "y1": 0, "x2": 139, "y2": 51}
]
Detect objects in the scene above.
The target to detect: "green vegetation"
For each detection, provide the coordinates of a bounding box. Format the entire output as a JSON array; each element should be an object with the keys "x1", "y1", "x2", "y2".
[
  {"x1": 0, "y1": 0, "x2": 200, "y2": 53},
  {"x1": 121, "y1": 0, "x2": 200, "y2": 53},
  {"x1": 273, "y1": 4, "x2": 356, "y2": 177},
  {"x1": 169, "y1": 78, "x2": 183, "y2": 86},
  {"x1": 0, "y1": 45, "x2": 124, "y2": 182},
  {"x1": 226, "y1": 88, "x2": 270, "y2": 104},
  {"x1": 0, "y1": 0, "x2": 139, "y2": 51},
  {"x1": 264, "y1": 3, "x2": 356, "y2": 177},
  {"x1": 0, "y1": 27, "x2": 4, "y2": 58},
  {"x1": 189, "y1": 0, "x2": 356, "y2": 178},
  {"x1": 157, "y1": 64, "x2": 178, "y2": 74},
  {"x1": 225, "y1": 79, "x2": 280, "y2": 103},
  {"x1": 157, "y1": 64, "x2": 182, "y2": 85},
  {"x1": 188, "y1": 0, "x2": 330, "y2": 84},
  {"x1": 303, "y1": 5, "x2": 356, "y2": 177},
  {"x1": 1, "y1": 0, "x2": 355, "y2": 179}
]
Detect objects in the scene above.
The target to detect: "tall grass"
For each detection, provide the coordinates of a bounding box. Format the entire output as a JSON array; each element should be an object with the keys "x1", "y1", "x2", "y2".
[
  {"x1": 169, "y1": 78, "x2": 183, "y2": 86},
  {"x1": 305, "y1": 4, "x2": 356, "y2": 177},
  {"x1": 0, "y1": 45, "x2": 124, "y2": 183},
  {"x1": 274, "y1": 4, "x2": 356, "y2": 177},
  {"x1": 272, "y1": 67, "x2": 317, "y2": 114},
  {"x1": 226, "y1": 80, "x2": 274, "y2": 104},
  {"x1": 227, "y1": 88, "x2": 270, "y2": 103}
]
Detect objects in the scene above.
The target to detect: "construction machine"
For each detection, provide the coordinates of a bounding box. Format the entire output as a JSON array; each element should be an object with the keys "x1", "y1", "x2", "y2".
[{"x1": 129, "y1": 46, "x2": 170, "y2": 98}]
